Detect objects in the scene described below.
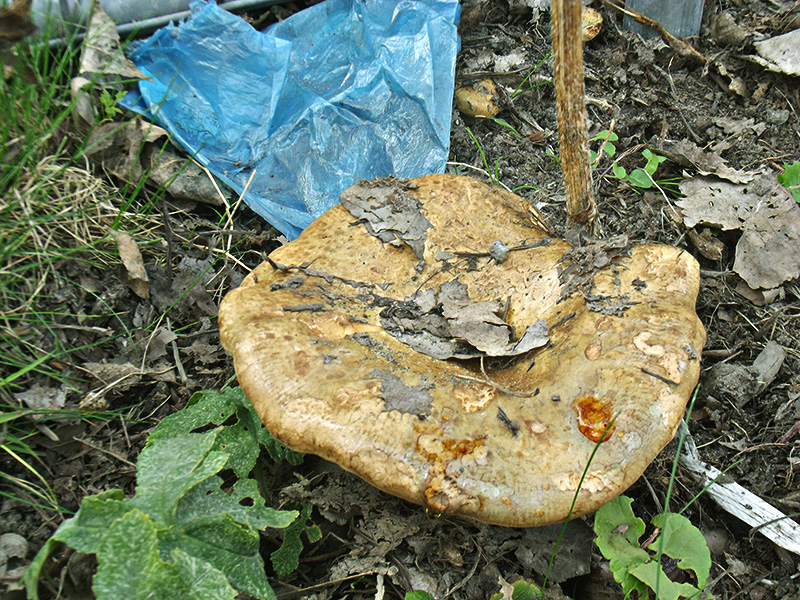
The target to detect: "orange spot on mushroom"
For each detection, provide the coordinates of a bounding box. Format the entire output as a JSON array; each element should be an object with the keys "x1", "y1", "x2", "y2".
[{"x1": 575, "y1": 395, "x2": 615, "y2": 443}]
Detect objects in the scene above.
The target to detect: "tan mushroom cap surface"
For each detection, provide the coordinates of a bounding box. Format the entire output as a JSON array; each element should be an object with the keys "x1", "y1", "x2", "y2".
[{"x1": 219, "y1": 174, "x2": 705, "y2": 527}]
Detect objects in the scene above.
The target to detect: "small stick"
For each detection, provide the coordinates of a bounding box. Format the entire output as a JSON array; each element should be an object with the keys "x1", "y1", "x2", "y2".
[{"x1": 603, "y1": 0, "x2": 707, "y2": 64}]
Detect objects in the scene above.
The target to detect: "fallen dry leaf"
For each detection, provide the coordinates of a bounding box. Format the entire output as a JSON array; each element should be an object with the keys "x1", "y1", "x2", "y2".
[
  {"x1": 115, "y1": 233, "x2": 149, "y2": 299},
  {"x1": 80, "y1": 6, "x2": 147, "y2": 81},
  {"x1": 678, "y1": 174, "x2": 800, "y2": 289},
  {"x1": 85, "y1": 120, "x2": 167, "y2": 183},
  {"x1": 753, "y1": 28, "x2": 800, "y2": 76},
  {"x1": 664, "y1": 139, "x2": 759, "y2": 184}
]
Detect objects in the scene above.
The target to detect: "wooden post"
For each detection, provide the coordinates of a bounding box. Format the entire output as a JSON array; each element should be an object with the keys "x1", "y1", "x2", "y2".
[{"x1": 552, "y1": 0, "x2": 597, "y2": 231}]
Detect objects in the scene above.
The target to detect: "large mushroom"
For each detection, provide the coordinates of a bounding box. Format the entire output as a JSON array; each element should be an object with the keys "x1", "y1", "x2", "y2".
[
  {"x1": 219, "y1": 0, "x2": 705, "y2": 527},
  {"x1": 220, "y1": 174, "x2": 704, "y2": 527}
]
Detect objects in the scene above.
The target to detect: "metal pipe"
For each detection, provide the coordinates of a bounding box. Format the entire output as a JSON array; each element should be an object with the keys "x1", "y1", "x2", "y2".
[{"x1": 0, "y1": 0, "x2": 291, "y2": 44}]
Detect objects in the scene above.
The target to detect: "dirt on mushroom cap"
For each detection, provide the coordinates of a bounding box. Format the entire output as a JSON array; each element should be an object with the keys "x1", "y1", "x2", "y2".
[{"x1": 219, "y1": 174, "x2": 705, "y2": 527}]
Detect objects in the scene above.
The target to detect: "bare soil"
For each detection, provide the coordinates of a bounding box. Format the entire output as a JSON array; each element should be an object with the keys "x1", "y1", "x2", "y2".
[{"x1": 3, "y1": 1, "x2": 800, "y2": 599}]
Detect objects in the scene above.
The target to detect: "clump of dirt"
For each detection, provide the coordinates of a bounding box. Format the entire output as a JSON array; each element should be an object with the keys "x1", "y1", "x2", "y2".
[{"x1": 3, "y1": 1, "x2": 800, "y2": 599}]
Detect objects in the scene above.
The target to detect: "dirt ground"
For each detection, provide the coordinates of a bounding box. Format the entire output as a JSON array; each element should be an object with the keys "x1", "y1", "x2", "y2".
[{"x1": 3, "y1": 0, "x2": 800, "y2": 598}]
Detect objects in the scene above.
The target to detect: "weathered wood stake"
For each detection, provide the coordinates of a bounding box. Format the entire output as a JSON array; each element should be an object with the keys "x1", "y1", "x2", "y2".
[{"x1": 552, "y1": 0, "x2": 598, "y2": 231}]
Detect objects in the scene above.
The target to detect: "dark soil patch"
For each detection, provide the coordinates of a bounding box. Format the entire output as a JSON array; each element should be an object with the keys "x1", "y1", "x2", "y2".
[{"x1": 3, "y1": 1, "x2": 800, "y2": 599}]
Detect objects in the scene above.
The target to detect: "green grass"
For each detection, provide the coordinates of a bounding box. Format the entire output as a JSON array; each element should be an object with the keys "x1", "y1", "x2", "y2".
[
  {"x1": 0, "y1": 25, "x2": 261, "y2": 522},
  {"x1": 0, "y1": 32, "x2": 165, "y2": 516}
]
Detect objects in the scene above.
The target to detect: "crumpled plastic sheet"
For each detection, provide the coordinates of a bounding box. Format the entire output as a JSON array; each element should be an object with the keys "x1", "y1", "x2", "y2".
[{"x1": 122, "y1": 0, "x2": 461, "y2": 238}]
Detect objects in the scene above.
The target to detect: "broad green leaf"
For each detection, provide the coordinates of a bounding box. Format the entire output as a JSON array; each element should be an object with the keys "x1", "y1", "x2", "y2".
[
  {"x1": 150, "y1": 388, "x2": 303, "y2": 471},
  {"x1": 488, "y1": 579, "x2": 542, "y2": 600},
  {"x1": 178, "y1": 476, "x2": 297, "y2": 531},
  {"x1": 612, "y1": 162, "x2": 627, "y2": 179},
  {"x1": 271, "y1": 504, "x2": 320, "y2": 578},
  {"x1": 627, "y1": 169, "x2": 653, "y2": 188},
  {"x1": 405, "y1": 592, "x2": 435, "y2": 600},
  {"x1": 594, "y1": 496, "x2": 650, "y2": 598},
  {"x1": 159, "y1": 513, "x2": 276, "y2": 599},
  {"x1": 777, "y1": 161, "x2": 800, "y2": 202},
  {"x1": 605, "y1": 142, "x2": 617, "y2": 158},
  {"x1": 629, "y1": 560, "x2": 702, "y2": 600},
  {"x1": 26, "y1": 388, "x2": 299, "y2": 600},
  {"x1": 24, "y1": 490, "x2": 129, "y2": 598},
  {"x1": 592, "y1": 129, "x2": 618, "y2": 143},
  {"x1": 509, "y1": 579, "x2": 543, "y2": 599},
  {"x1": 239, "y1": 395, "x2": 304, "y2": 466},
  {"x1": 51, "y1": 489, "x2": 130, "y2": 553},
  {"x1": 147, "y1": 390, "x2": 238, "y2": 444},
  {"x1": 134, "y1": 432, "x2": 228, "y2": 522},
  {"x1": 93, "y1": 509, "x2": 184, "y2": 600},
  {"x1": 643, "y1": 149, "x2": 667, "y2": 176},
  {"x1": 651, "y1": 512, "x2": 711, "y2": 589},
  {"x1": 23, "y1": 537, "x2": 63, "y2": 600},
  {"x1": 169, "y1": 549, "x2": 239, "y2": 600},
  {"x1": 92, "y1": 510, "x2": 239, "y2": 600},
  {"x1": 147, "y1": 389, "x2": 257, "y2": 476}
]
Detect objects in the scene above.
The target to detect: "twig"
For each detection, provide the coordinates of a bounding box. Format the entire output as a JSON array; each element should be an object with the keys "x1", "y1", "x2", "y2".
[
  {"x1": 652, "y1": 62, "x2": 702, "y2": 144},
  {"x1": 73, "y1": 436, "x2": 136, "y2": 467},
  {"x1": 603, "y1": 0, "x2": 707, "y2": 64},
  {"x1": 450, "y1": 357, "x2": 535, "y2": 398},
  {"x1": 167, "y1": 317, "x2": 187, "y2": 384}
]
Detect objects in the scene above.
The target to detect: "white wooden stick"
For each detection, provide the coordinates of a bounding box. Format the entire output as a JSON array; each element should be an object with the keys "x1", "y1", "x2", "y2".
[{"x1": 680, "y1": 426, "x2": 800, "y2": 555}]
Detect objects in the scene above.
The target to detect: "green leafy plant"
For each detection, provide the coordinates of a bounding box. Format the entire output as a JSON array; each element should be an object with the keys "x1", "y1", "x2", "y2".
[
  {"x1": 24, "y1": 388, "x2": 304, "y2": 600},
  {"x1": 98, "y1": 88, "x2": 127, "y2": 122},
  {"x1": 489, "y1": 579, "x2": 543, "y2": 600},
  {"x1": 777, "y1": 160, "x2": 800, "y2": 202},
  {"x1": 589, "y1": 129, "x2": 618, "y2": 163},
  {"x1": 594, "y1": 388, "x2": 710, "y2": 600},
  {"x1": 594, "y1": 495, "x2": 710, "y2": 600},
  {"x1": 465, "y1": 125, "x2": 499, "y2": 185},
  {"x1": 462, "y1": 126, "x2": 538, "y2": 193},
  {"x1": 405, "y1": 592, "x2": 435, "y2": 600},
  {"x1": 271, "y1": 503, "x2": 322, "y2": 577},
  {"x1": 611, "y1": 148, "x2": 679, "y2": 191}
]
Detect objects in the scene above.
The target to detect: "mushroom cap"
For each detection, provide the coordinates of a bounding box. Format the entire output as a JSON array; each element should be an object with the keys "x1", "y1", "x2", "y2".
[{"x1": 219, "y1": 175, "x2": 705, "y2": 527}]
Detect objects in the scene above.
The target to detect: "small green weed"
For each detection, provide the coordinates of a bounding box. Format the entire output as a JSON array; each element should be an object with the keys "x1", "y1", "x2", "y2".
[
  {"x1": 594, "y1": 388, "x2": 711, "y2": 600},
  {"x1": 465, "y1": 126, "x2": 498, "y2": 184},
  {"x1": 609, "y1": 149, "x2": 679, "y2": 192},
  {"x1": 511, "y1": 51, "x2": 553, "y2": 99},
  {"x1": 589, "y1": 129, "x2": 618, "y2": 163},
  {"x1": 462, "y1": 125, "x2": 539, "y2": 193},
  {"x1": 98, "y1": 88, "x2": 126, "y2": 122},
  {"x1": 24, "y1": 388, "x2": 305, "y2": 600},
  {"x1": 594, "y1": 496, "x2": 710, "y2": 600},
  {"x1": 777, "y1": 160, "x2": 800, "y2": 202},
  {"x1": 587, "y1": 131, "x2": 680, "y2": 192}
]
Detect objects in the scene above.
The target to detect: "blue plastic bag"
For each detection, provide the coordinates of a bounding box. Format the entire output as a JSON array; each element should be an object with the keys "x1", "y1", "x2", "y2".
[{"x1": 124, "y1": 0, "x2": 460, "y2": 238}]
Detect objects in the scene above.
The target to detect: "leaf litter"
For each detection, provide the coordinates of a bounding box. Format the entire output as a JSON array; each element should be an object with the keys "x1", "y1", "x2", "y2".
[{"x1": 678, "y1": 173, "x2": 800, "y2": 289}]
